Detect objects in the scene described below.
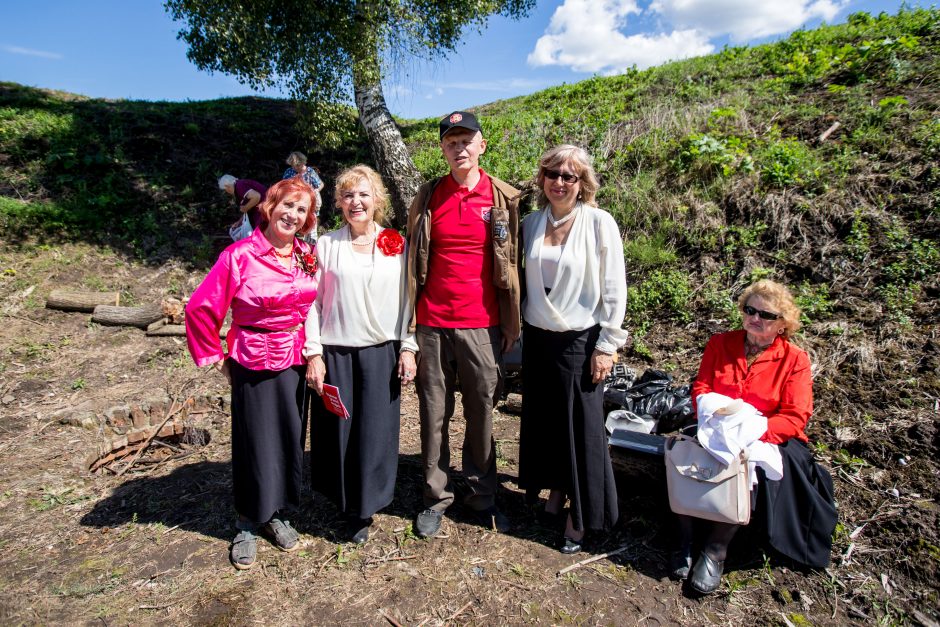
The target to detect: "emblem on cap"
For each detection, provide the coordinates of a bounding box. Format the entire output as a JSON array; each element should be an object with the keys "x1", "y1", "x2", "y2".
[{"x1": 449, "y1": 113, "x2": 463, "y2": 123}]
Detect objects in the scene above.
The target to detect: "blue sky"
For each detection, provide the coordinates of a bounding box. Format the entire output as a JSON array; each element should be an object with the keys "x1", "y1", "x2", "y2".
[{"x1": 1, "y1": 0, "x2": 920, "y2": 121}]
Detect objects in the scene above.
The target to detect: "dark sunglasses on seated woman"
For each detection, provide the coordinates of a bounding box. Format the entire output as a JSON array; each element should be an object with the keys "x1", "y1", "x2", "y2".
[
  {"x1": 743, "y1": 304, "x2": 781, "y2": 321},
  {"x1": 543, "y1": 168, "x2": 580, "y2": 184}
]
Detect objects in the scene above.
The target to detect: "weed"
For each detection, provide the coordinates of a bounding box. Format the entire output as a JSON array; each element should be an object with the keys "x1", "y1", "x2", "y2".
[
  {"x1": 70, "y1": 378, "x2": 85, "y2": 390},
  {"x1": 561, "y1": 572, "x2": 582, "y2": 588},
  {"x1": 509, "y1": 563, "x2": 531, "y2": 578}
]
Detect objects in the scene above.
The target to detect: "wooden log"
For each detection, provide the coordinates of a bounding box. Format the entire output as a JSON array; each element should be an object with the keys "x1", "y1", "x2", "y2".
[
  {"x1": 47, "y1": 290, "x2": 120, "y2": 312},
  {"x1": 146, "y1": 318, "x2": 169, "y2": 334},
  {"x1": 147, "y1": 324, "x2": 186, "y2": 337},
  {"x1": 92, "y1": 303, "x2": 164, "y2": 329}
]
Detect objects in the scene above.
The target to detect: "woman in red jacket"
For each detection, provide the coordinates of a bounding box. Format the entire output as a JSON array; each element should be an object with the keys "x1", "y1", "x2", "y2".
[{"x1": 674, "y1": 280, "x2": 836, "y2": 594}]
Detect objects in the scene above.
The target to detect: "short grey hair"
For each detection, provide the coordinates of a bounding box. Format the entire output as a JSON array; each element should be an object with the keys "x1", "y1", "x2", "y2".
[{"x1": 218, "y1": 174, "x2": 237, "y2": 190}]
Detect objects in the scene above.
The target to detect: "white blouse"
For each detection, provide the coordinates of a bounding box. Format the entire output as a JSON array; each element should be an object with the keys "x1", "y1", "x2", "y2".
[
  {"x1": 303, "y1": 224, "x2": 417, "y2": 356},
  {"x1": 522, "y1": 203, "x2": 629, "y2": 354}
]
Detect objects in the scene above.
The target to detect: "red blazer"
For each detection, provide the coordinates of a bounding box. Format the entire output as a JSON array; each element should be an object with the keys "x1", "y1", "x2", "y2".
[{"x1": 691, "y1": 330, "x2": 813, "y2": 444}]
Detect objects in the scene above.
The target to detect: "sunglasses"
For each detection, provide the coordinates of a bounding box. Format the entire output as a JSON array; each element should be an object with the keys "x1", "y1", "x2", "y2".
[
  {"x1": 543, "y1": 168, "x2": 580, "y2": 184},
  {"x1": 743, "y1": 304, "x2": 781, "y2": 321}
]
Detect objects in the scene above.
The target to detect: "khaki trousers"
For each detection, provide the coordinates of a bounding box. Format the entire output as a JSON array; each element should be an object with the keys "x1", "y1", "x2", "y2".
[{"x1": 416, "y1": 325, "x2": 501, "y2": 512}]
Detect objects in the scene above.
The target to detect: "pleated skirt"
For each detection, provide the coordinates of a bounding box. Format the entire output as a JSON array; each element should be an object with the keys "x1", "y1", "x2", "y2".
[
  {"x1": 229, "y1": 360, "x2": 309, "y2": 524},
  {"x1": 310, "y1": 341, "x2": 401, "y2": 519},
  {"x1": 518, "y1": 323, "x2": 619, "y2": 532}
]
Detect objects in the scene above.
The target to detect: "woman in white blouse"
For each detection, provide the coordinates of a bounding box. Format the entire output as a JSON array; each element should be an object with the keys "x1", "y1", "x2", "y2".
[
  {"x1": 304, "y1": 165, "x2": 417, "y2": 544},
  {"x1": 517, "y1": 145, "x2": 628, "y2": 554}
]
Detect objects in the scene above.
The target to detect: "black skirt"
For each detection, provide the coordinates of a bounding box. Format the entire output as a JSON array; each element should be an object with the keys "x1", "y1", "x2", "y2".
[
  {"x1": 229, "y1": 360, "x2": 309, "y2": 524},
  {"x1": 755, "y1": 438, "x2": 837, "y2": 568},
  {"x1": 310, "y1": 341, "x2": 401, "y2": 519},
  {"x1": 518, "y1": 323, "x2": 619, "y2": 532}
]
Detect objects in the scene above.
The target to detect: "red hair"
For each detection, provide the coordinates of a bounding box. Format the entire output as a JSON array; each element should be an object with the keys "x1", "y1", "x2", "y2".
[{"x1": 258, "y1": 178, "x2": 317, "y2": 235}]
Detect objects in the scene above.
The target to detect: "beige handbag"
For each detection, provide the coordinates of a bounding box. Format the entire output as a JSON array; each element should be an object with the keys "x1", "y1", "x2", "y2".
[{"x1": 664, "y1": 434, "x2": 751, "y2": 525}]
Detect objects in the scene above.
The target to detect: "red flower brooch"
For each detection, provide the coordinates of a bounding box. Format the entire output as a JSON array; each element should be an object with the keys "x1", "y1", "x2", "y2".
[
  {"x1": 376, "y1": 229, "x2": 405, "y2": 256},
  {"x1": 295, "y1": 248, "x2": 318, "y2": 277}
]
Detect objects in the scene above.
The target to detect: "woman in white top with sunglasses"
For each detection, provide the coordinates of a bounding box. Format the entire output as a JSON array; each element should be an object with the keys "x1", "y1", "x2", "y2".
[{"x1": 517, "y1": 144, "x2": 628, "y2": 554}]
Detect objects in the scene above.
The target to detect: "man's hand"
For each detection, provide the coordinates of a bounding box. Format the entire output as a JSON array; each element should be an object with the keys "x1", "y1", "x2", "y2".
[{"x1": 501, "y1": 334, "x2": 517, "y2": 354}]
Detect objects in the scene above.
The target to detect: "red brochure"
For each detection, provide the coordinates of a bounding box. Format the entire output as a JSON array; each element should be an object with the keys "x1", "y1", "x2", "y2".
[{"x1": 321, "y1": 384, "x2": 349, "y2": 419}]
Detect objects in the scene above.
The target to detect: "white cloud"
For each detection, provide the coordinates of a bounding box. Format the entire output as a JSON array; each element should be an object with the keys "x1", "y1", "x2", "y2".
[
  {"x1": 649, "y1": 0, "x2": 848, "y2": 41},
  {"x1": 2, "y1": 45, "x2": 63, "y2": 60},
  {"x1": 528, "y1": 0, "x2": 849, "y2": 74},
  {"x1": 528, "y1": 0, "x2": 712, "y2": 73}
]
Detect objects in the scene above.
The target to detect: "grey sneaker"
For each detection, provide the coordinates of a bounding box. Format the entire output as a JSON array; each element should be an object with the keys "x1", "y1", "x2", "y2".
[
  {"x1": 415, "y1": 508, "x2": 443, "y2": 538},
  {"x1": 230, "y1": 530, "x2": 257, "y2": 570},
  {"x1": 264, "y1": 518, "x2": 300, "y2": 552}
]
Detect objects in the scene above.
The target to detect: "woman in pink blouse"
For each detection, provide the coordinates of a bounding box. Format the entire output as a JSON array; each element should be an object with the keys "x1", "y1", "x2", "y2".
[{"x1": 185, "y1": 177, "x2": 319, "y2": 570}]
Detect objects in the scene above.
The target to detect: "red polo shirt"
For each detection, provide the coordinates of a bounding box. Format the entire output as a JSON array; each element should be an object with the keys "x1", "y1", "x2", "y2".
[
  {"x1": 691, "y1": 330, "x2": 813, "y2": 444},
  {"x1": 416, "y1": 170, "x2": 499, "y2": 329}
]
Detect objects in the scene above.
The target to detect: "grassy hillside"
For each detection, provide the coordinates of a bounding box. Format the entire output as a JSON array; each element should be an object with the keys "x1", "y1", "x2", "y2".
[
  {"x1": 0, "y1": 85, "x2": 364, "y2": 262},
  {"x1": 1, "y1": 7, "x2": 938, "y2": 620}
]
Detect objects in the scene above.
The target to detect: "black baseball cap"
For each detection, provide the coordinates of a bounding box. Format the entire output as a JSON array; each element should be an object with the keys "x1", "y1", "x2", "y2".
[{"x1": 439, "y1": 111, "x2": 482, "y2": 140}]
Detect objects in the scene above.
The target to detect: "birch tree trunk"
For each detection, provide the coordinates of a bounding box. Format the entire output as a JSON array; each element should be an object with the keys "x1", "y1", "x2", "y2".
[{"x1": 351, "y1": 3, "x2": 424, "y2": 230}]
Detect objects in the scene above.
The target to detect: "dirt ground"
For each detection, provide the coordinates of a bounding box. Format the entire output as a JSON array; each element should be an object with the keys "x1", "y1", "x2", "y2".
[{"x1": 0, "y1": 241, "x2": 937, "y2": 626}]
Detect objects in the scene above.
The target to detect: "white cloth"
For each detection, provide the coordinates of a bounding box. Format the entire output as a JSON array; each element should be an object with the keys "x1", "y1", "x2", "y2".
[
  {"x1": 303, "y1": 224, "x2": 417, "y2": 356},
  {"x1": 540, "y1": 244, "x2": 563, "y2": 288},
  {"x1": 522, "y1": 203, "x2": 629, "y2": 354},
  {"x1": 696, "y1": 392, "x2": 784, "y2": 487}
]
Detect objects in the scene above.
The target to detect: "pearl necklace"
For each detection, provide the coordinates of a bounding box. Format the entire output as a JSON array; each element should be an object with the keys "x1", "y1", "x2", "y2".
[
  {"x1": 350, "y1": 223, "x2": 376, "y2": 246},
  {"x1": 547, "y1": 204, "x2": 579, "y2": 228}
]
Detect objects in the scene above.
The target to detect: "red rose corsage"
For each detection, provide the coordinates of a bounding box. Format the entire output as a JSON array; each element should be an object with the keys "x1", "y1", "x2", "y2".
[
  {"x1": 376, "y1": 228, "x2": 405, "y2": 256},
  {"x1": 295, "y1": 248, "x2": 318, "y2": 277}
]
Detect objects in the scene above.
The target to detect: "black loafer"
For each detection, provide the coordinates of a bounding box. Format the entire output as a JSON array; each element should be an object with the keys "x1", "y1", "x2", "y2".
[
  {"x1": 669, "y1": 547, "x2": 693, "y2": 580},
  {"x1": 690, "y1": 552, "x2": 724, "y2": 595},
  {"x1": 560, "y1": 536, "x2": 582, "y2": 554},
  {"x1": 346, "y1": 517, "x2": 372, "y2": 544}
]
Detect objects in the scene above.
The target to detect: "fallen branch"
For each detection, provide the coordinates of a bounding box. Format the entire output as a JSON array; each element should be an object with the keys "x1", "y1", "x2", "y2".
[
  {"x1": 557, "y1": 544, "x2": 632, "y2": 576},
  {"x1": 116, "y1": 376, "x2": 199, "y2": 476},
  {"x1": 444, "y1": 601, "x2": 473, "y2": 622},
  {"x1": 817, "y1": 121, "x2": 841, "y2": 143},
  {"x1": 380, "y1": 609, "x2": 404, "y2": 627}
]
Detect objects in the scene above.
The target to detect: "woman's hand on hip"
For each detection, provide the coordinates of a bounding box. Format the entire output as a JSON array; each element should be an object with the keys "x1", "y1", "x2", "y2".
[
  {"x1": 306, "y1": 355, "x2": 326, "y2": 395},
  {"x1": 398, "y1": 350, "x2": 417, "y2": 384},
  {"x1": 591, "y1": 350, "x2": 614, "y2": 384}
]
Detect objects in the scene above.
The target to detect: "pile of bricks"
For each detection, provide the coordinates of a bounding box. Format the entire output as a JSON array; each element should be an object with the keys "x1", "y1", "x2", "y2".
[{"x1": 52, "y1": 394, "x2": 226, "y2": 471}]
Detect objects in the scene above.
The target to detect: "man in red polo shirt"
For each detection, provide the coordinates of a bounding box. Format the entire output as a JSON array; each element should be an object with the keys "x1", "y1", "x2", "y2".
[{"x1": 405, "y1": 111, "x2": 521, "y2": 538}]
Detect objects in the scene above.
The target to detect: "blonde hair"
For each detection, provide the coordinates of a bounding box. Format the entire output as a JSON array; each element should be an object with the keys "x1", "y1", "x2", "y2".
[
  {"x1": 334, "y1": 165, "x2": 389, "y2": 226},
  {"x1": 738, "y1": 279, "x2": 802, "y2": 339},
  {"x1": 536, "y1": 144, "x2": 600, "y2": 208}
]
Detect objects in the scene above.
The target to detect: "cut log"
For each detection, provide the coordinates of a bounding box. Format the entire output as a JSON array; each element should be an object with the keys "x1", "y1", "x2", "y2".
[
  {"x1": 147, "y1": 324, "x2": 187, "y2": 337},
  {"x1": 92, "y1": 304, "x2": 164, "y2": 329},
  {"x1": 47, "y1": 290, "x2": 120, "y2": 312},
  {"x1": 146, "y1": 318, "x2": 169, "y2": 334}
]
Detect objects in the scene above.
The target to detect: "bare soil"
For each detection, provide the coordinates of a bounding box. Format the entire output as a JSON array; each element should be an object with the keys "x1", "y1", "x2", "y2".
[{"x1": 0, "y1": 241, "x2": 937, "y2": 626}]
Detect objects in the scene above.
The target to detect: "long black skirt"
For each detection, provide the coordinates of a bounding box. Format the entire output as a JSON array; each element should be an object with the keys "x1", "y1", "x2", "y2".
[
  {"x1": 754, "y1": 438, "x2": 837, "y2": 568},
  {"x1": 229, "y1": 360, "x2": 309, "y2": 524},
  {"x1": 311, "y1": 341, "x2": 401, "y2": 519},
  {"x1": 518, "y1": 323, "x2": 619, "y2": 532}
]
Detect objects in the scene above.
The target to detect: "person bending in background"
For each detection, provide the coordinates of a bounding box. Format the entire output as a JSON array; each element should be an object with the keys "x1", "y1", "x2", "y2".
[
  {"x1": 186, "y1": 177, "x2": 319, "y2": 570},
  {"x1": 517, "y1": 144, "x2": 628, "y2": 554},
  {"x1": 304, "y1": 165, "x2": 417, "y2": 544},
  {"x1": 673, "y1": 279, "x2": 836, "y2": 594},
  {"x1": 219, "y1": 174, "x2": 268, "y2": 241}
]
